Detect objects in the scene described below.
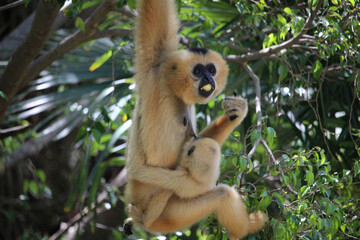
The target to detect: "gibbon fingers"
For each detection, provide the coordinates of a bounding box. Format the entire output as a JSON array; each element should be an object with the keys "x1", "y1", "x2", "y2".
[{"x1": 124, "y1": 0, "x2": 268, "y2": 239}]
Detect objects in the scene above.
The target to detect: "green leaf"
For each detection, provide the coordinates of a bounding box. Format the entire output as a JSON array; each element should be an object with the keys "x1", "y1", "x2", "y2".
[
  {"x1": 278, "y1": 64, "x2": 288, "y2": 82},
  {"x1": 259, "y1": 195, "x2": 272, "y2": 209},
  {"x1": 75, "y1": 17, "x2": 85, "y2": 32},
  {"x1": 247, "y1": 159, "x2": 254, "y2": 173},
  {"x1": 277, "y1": 14, "x2": 287, "y2": 25},
  {"x1": 354, "y1": 161, "x2": 360, "y2": 176},
  {"x1": 251, "y1": 129, "x2": 261, "y2": 143},
  {"x1": 82, "y1": 0, "x2": 101, "y2": 10},
  {"x1": 36, "y1": 170, "x2": 46, "y2": 183},
  {"x1": 24, "y1": 0, "x2": 31, "y2": 7},
  {"x1": 300, "y1": 186, "x2": 310, "y2": 198},
  {"x1": 331, "y1": 0, "x2": 339, "y2": 5},
  {"x1": 92, "y1": 128, "x2": 102, "y2": 143},
  {"x1": 284, "y1": 7, "x2": 292, "y2": 15},
  {"x1": 320, "y1": 151, "x2": 326, "y2": 165},
  {"x1": 0, "y1": 91, "x2": 8, "y2": 100},
  {"x1": 269, "y1": 169, "x2": 279, "y2": 176},
  {"x1": 116, "y1": 0, "x2": 127, "y2": 8},
  {"x1": 89, "y1": 50, "x2": 113, "y2": 72},
  {"x1": 306, "y1": 170, "x2": 314, "y2": 185},
  {"x1": 29, "y1": 181, "x2": 39, "y2": 196},
  {"x1": 273, "y1": 192, "x2": 285, "y2": 211},
  {"x1": 23, "y1": 180, "x2": 30, "y2": 194},
  {"x1": 232, "y1": 157, "x2": 238, "y2": 167},
  {"x1": 348, "y1": 0, "x2": 355, "y2": 6},
  {"x1": 283, "y1": 175, "x2": 290, "y2": 185},
  {"x1": 312, "y1": 60, "x2": 323, "y2": 80},
  {"x1": 239, "y1": 156, "x2": 247, "y2": 172},
  {"x1": 127, "y1": 0, "x2": 136, "y2": 9},
  {"x1": 267, "y1": 127, "x2": 277, "y2": 146}
]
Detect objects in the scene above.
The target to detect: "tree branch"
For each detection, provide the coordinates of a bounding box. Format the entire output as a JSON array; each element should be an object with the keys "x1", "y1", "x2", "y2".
[
  {"x1": 0, "y1": 0, "x2": 25, "y2": 12},
  {"x1": 0, "y1": 0, "x2": 60, "y2": 123},
  {"x1": 225, "y1": 0, "x2": 324, "y2": 64},
  {"x1": 242, "y1": 62, "x2": 262, "y2": 130},
  {"x1": 91, "y1": 29, "x2": 133, "y2": 39},
  {"x1": 5, "y1": 126, "x2": 63, "y2": 168},
  {"x1": 23, "y1": 0, "x2": 118, "y2": 86}
]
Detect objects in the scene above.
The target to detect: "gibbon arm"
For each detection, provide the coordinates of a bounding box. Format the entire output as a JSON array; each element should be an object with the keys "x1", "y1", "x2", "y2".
[
  {"x1": 134, "y1": 0, "x2": 179, "y2": 73},
  {"x1": 127, "y1": 162, "x2": 208, "y2": 198},
  {"x1": 199, "y1": 96, "x2": 248, "y2": 145}
]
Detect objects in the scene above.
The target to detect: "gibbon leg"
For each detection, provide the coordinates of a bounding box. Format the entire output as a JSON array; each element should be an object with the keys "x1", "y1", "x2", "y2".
[
  {"x1": 142, "y1": 191, "x2": 173, "y2": 229},
  {"x1": 149, "y1": 184, "x2": 261, "y2": 240}
]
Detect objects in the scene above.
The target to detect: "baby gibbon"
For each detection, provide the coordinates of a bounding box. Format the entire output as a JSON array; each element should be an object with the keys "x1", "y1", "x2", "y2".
[
  {"x1": 123, "y1": 0, "x2": 268, "y2": 239},
  {"x1": 127, "y1": 137, "x2": 221, "y2": 229}
]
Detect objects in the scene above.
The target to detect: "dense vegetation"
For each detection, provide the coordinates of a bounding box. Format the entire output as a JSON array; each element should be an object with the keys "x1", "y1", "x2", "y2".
[{"x1": 0, "y1": 0, "x2": 359, "y2": 239}]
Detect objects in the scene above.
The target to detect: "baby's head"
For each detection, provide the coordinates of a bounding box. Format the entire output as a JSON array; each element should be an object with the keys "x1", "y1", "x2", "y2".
[{"x1": 180, "y1": 137, "x2": 221, "y2": 178}]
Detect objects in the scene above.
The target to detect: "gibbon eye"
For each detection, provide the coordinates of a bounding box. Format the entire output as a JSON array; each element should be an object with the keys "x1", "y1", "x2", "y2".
[
  {"x1": 192, "y1": 64, "x2": 205, "y2": 77},
  {"x1": 206, "y1": 63, "x2": 216, "y2": 76}
]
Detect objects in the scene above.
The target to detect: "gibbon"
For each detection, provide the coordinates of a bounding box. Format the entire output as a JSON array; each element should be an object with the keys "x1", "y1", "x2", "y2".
[
  {"x1": 123, "y1": 0, "x2": 268, "y2": 239},
  {"x1": 127, "y1": 137, "x2": 221, "y2": 229}
]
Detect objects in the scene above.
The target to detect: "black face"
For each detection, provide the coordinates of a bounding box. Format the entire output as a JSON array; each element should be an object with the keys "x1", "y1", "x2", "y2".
[{"x1": 192, "y1": 63, "x2": 217, "y2": 98}]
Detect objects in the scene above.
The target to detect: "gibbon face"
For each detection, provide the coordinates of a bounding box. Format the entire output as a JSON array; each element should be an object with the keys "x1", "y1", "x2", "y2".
[{"x1": 162, "y1": 47, "x2": 229, "y2": 105}]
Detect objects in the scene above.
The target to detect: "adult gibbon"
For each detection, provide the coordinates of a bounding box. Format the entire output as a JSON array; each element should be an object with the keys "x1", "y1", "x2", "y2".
[{"x1": 124, "y1": 0, "x2": 268, "y2": 239}]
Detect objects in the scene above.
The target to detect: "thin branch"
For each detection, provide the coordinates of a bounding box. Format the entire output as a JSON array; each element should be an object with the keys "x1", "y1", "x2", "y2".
[
  {"x1": 248, "y1": 138, "x2": 261, "y2": 159},
  {"x1": 0, "y1": 0, "x2": 24, "y2": 12},
  {"x1": 349, "y1": 72, "x2": 359, "y2": 148},
  {"x1": 0, "y1": 123, "x2": 30, "y2": 137},
  {"x1": 242, "y1": 62, "x2": 262, "y2": 129},
  {"x1": 118, "y1": 5, "x2": 137, "y2": 18},
  {"x1": 23, "y1": 0, "x2": 118, "y2": 85},
  {"x1": 225, "y1": 0, "x2": 324, "y2": 64},
  {"x1": 242, "y1": 63, "x2": 298, "y2": 196},
  {"x1": 260, "y1": 138, "x2": 276, "y2": 163}
]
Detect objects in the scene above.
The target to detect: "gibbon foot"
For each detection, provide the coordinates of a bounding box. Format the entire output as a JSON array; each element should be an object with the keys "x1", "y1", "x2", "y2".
[
  {"x1": 248, "y1": 211, "x2": 269, "y2": 234},
  {"x1": 123, "y1": 217, "x2": 134, "y2": 236},
  {"x1": 126, "y1": 203, "x2": 144, "y2": 225},
  {"x1": 222, "y1": 96, "x2": 248, "y2": 122}
]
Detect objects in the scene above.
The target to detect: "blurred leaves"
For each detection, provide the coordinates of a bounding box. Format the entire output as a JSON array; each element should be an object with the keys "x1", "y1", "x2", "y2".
[{"x1": 1, "y1": 0, "x2": 359, "y2": 239}]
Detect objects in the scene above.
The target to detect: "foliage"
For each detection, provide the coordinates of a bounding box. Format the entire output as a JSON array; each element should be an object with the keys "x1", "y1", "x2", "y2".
[{"x1": 0, "y1": 0, "x2": 359, "y2": 240}]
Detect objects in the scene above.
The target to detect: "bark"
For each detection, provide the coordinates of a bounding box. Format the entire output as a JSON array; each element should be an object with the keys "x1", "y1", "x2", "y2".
[{"x1": 0, "y1": 0, "x2": 59, "y2": 123}]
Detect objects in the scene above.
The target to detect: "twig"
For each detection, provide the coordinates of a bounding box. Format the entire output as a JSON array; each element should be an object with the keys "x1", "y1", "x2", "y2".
[
  {"x1": 0, "y1": 0, "x2": 24, "y2": 12},
  {"x1": 247, "y1": 139, "x2": 261, "y2": 159},
  {"x1": 225, "y1": 0, "x2": 324, "y2": 64},
  {"x1": 0, "y1": 123, "x2": 30, "y2": 136},
  {"x1": 349, "y1": 72, "x2": 359, "y2": 148},
  {"x1": 118, "y1": 5, "x2": 137, "y2": 18},
  {"x1": 242, "y1": 62, "x2": 262, "y2": 129},
  {"x1": 260, "y1": 138, "x2": 276, "y2": 163}
]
